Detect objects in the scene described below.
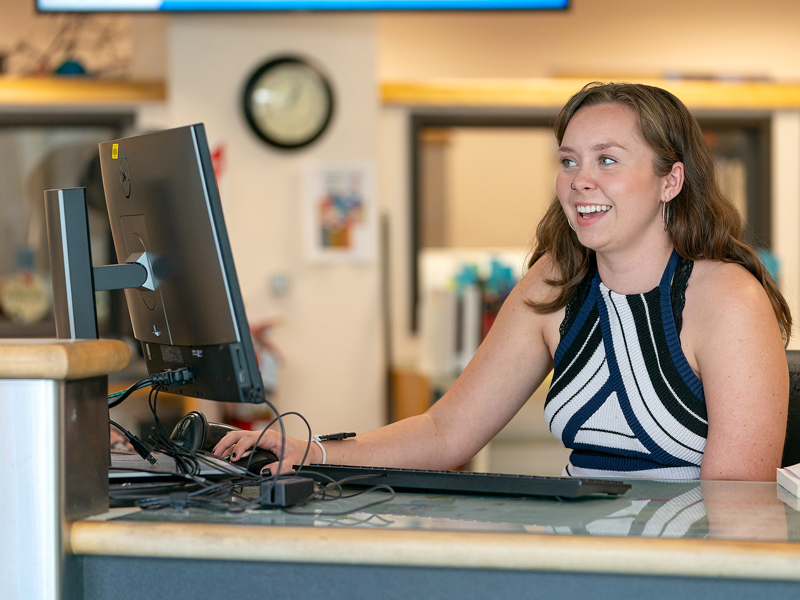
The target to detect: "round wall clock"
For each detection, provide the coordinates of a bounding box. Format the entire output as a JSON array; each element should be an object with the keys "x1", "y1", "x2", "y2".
[{"x1": 242, "y1": 56, "x2": 335, "y2": 150}]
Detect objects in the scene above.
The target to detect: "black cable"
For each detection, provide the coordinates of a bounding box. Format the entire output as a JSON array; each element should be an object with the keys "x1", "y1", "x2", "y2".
[
  {"x1": 144, "y1": 386, "x2": 259, "y2": 483},
  {"x1": 241, "y1": 390, "x2": 287, "y2": 479},
  {"x1": 305, "y1": 510, "x2": 395, "y2": 528},
  {"x1": 108, "y1": 377, "x2": 153, "y2": 408},
  {"x1": 283, "y1": 484, "x2": 396, "y2": 516},
  {"x1": 109, "y1": 419, "x2": 157, "y2": 464},
  {"x1": 244, "y1": 411, "x2": 313, "y2": 476},
  {"x1": 116, "y1": 387, "x2": 261, "y2": 512},
  {"x1": 146, "y1": 386, "x2": 202, "y2": 477},
  {"x1": 309, "y1": 472, "x2": 397, "y2": 503},
  {"x1": 130, "y1": 387, "x2": 397, "y2": 517}
]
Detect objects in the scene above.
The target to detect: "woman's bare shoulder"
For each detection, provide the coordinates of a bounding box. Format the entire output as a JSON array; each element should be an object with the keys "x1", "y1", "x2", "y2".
[
  {"x1": 688, "y1": 259, "x2": 767, "y2": 303},
  {"x1": 685, "y1": 259, "x2": 776, "y2": 340}
]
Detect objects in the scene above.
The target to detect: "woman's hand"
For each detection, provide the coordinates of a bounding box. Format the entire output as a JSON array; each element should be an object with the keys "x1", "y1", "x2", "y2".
[{"x1": 212, "y1": 428, "x2": 318, "y2": 475}]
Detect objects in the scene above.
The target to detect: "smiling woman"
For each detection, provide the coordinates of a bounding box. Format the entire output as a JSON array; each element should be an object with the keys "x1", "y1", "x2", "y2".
[
  {"x1": 528, "y1": 82, "x2": 791, "y2": 480},
  {"x1": 214, "y1": 82, "x2": 791, "y2": 484}
]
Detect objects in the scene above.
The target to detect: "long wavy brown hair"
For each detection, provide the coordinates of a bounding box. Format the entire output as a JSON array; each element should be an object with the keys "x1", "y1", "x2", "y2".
[{"x1": 528, "y1": 81, "x2": 792, "y2": 344}]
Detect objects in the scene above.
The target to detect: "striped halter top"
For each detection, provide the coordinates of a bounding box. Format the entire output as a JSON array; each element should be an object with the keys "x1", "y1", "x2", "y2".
[{"x1": 545, "y1": 250, "x2": 708, "y2": 479}]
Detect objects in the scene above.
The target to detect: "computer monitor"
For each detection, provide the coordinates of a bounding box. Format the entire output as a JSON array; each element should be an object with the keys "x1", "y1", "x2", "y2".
[{"x1": 95, "y1": 124, "x2": 265, "y2": 404}]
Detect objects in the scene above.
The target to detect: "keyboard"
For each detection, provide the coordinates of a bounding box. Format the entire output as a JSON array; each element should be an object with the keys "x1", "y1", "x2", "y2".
[{"x1": 299, "y1": 464, "x2": 631, "y2": 499}]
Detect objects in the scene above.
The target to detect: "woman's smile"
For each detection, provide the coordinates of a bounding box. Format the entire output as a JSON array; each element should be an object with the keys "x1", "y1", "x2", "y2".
[{"x1": 575, "y1": 203, "x2": 612, "y2": 224}]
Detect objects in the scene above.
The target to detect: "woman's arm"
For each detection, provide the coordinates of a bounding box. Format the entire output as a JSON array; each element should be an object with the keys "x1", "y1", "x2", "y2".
[
  {"x1": 214, "y1": 257, "x2": 561, "y2": 474},
  {"x1": 686, "y1": 262, "x2": 789, "y2": 481}
]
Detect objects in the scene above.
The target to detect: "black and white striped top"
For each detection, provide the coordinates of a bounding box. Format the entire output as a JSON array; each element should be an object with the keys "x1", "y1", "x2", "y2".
[{"x1": 545, "y1": 250, "x2": 708, "y2": 479}]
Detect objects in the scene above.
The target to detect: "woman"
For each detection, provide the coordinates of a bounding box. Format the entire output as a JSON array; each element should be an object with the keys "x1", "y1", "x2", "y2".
[{"x1": 216, "y1": 82, "x2": 791, "y2": 481}]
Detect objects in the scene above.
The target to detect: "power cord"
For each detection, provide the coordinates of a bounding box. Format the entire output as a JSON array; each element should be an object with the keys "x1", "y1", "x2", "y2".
[{"x1": 108, "y1": 368, "x2": 193, "y2": 409}]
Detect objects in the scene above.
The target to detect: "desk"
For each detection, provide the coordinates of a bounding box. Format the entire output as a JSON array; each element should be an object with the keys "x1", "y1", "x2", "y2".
[{"x1": 70, "y1": 479, "x2": 800, "y2": 600}]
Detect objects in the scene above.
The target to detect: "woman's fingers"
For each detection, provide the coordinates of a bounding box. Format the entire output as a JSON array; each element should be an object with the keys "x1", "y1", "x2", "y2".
[
  {"x1": 216, "y1": 429, "x2": 280, "y2": 460},
  {"x1": 212, "y1": 430, "x2": 249, "y2": 456},
  {"x1": 213, "y1": 429, "x2": 306, "y2": 475}
]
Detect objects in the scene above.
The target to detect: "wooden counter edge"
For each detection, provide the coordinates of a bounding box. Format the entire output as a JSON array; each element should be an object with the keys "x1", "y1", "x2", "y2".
[
  {"x1": 70, "y1": 520, "x2": 800, "y2": 581},
  {"x1": 0, "y1": 339, "x2": 130, "y2": 380}
]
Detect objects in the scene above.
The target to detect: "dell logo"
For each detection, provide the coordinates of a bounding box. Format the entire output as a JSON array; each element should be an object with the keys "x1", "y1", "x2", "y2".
[{"x1": 119, "y1": 156, "x2": 131, "y2": 198}]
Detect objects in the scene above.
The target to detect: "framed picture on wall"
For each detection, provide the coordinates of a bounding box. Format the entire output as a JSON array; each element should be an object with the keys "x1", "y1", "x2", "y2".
[{"x1": 302, "y1": 161, "x2": 377, "y2": 264}]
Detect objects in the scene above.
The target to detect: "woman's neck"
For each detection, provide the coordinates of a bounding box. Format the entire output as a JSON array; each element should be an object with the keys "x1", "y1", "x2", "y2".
[{"x1": 595, "y1": 242, "x2": 675, "y2": 295}]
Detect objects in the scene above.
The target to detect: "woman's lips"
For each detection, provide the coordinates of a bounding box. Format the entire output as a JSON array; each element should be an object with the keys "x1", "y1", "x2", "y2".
[{"x1": 575, "y1": 205, "x2": 611, "y2": 225}]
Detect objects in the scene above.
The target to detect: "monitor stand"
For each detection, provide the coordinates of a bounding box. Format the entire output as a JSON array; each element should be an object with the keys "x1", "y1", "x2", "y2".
[{"x1": 44, "y1": 187, "x2": 154, "y2": 339}]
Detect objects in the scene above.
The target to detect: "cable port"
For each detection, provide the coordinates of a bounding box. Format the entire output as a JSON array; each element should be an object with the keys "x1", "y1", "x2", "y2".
[{"x1": 151, "y1": 367, "x2": 194, "y2": 388}]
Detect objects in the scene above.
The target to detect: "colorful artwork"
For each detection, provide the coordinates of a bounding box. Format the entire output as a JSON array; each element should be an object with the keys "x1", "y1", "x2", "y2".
[
  {"x1": 318, "y1": 170, "x2": 365, "y2": 249},
  {"x1": 303, "y1": 162, "x2": 376, "y2": 263}
]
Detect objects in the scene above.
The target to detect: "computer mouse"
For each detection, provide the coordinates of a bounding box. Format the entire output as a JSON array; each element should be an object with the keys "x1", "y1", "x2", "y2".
[{"x1": 230, "y1": 447, "x2": 279, "y2": 475}]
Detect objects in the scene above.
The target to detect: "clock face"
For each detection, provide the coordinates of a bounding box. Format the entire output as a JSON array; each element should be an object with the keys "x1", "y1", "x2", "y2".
[{"x1": 243, "y1": 57, "x2": 334, "y2": 149}]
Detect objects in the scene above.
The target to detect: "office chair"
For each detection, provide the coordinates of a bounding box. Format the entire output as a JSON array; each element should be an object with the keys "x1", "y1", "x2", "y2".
[{"x1": 783, "y1": 350, "x2": 800, "y2": 467}]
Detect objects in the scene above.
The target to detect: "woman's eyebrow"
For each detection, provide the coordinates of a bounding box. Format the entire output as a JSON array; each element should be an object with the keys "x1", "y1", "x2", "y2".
[
  {"x1": 592, "y1": 142, "x2": 627, "y2": 151},
  {"x1": 558, "y1": 142, "x2": 627, "y2": 153}
]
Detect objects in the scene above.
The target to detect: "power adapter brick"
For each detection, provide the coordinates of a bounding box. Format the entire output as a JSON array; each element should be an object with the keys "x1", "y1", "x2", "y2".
[{"x1": 260, "y1": 476, "x2": 315, "y2": 508}]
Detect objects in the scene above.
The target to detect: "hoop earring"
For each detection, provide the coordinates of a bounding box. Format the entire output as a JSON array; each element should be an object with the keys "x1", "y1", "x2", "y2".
[
  {"x1": 570, "y1": 182, "x2": 576, "y2": 191},
  {"x1": 567, "y1": 218, "x2": 576, "y2": 232},
  {"x1": 662, "y1": 201, "x2": 671, "y2": 231}
]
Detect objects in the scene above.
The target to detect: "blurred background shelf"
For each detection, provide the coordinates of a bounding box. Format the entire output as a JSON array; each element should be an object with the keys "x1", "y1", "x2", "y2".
[
  {"x1": 382, "y1": 77, "x2": 800, "y2": 110},
  {"x1": 0, "y1": 76, "x2": 166, "y2": 106}
]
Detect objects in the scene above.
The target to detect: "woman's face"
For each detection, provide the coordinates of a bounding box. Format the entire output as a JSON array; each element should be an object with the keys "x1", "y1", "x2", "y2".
[{"x1": 556, "y1": 102, "x2": 673, "y2": 256}]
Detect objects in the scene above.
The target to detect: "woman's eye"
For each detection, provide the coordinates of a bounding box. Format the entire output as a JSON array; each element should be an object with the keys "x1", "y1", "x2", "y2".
[
  {"x1": 600, "y1": 156, "x2": 616, "y2": 165},
  {"x1": 560, "y1": 158, "x2": 576, "y2": 167}
]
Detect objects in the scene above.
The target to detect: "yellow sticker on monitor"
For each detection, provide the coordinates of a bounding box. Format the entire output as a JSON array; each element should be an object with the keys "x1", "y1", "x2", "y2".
[{"x1": 112, "y1": 144, "x2": 118, "y2": 160}]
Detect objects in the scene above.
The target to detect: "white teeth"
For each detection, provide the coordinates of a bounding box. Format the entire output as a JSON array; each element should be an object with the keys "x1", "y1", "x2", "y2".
[{"x1": 576, "y1": 205, "x2": 611, "y2": 214}]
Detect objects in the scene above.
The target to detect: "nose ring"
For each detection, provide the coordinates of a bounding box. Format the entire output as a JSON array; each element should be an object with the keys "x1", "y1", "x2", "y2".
[{"x1": 570, "y1": 182, "x2": 576, "y2": 191}]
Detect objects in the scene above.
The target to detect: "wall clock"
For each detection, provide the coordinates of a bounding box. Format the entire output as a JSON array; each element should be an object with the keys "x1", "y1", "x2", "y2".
[{"x1": 242, "y1": 56, "x2": 335, "y2": 150}]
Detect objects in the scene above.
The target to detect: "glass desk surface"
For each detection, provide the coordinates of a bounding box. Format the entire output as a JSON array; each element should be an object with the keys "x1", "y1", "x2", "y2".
[{"x1": 111, "y1": 478, "x2": 800, "y2": 544}]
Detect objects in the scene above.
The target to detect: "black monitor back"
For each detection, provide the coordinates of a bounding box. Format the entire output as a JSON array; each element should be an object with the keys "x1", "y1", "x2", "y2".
[{"x1": 99, "y1": 125, "x2": 264, "y2": 403}]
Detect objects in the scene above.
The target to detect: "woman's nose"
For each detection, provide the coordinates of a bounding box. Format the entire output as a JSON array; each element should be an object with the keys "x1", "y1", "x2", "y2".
[{"x1": 571, "y1": 169, "x2": 596, "y2": 191}]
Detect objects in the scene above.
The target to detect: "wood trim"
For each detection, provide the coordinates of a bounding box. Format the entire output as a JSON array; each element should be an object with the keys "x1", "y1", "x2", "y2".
[
  {"x1": 381, "y1": 78, "x2": 800, "y2": 110},
  {"x1": 70, "y1": 519, "x2": 800, "y2": 581},
  {"x1": 0, "y1": 77, "x2": 166, "y2": 106},
  {"x1": 0, "y1": 339, "x2": 130, "y2": 380}
]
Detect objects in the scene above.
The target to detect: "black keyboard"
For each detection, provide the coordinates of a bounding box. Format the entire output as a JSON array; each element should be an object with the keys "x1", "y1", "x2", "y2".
[{"x1": 299, "y1": 464, "x2": 631, "y2": 499}]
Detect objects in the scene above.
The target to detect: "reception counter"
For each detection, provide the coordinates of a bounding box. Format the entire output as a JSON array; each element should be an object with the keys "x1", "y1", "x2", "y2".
[
  {"x1": 2, "y1": 339, "x2": 799, "y2": 600},
  {"x1": 70, "y1": 478, "x2": 800, "y2": 600}
]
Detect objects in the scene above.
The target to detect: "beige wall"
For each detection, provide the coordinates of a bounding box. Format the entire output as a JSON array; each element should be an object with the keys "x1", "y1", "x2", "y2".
[
  {"x1": 379, "y1": 0, "x2": 800, "y2": 80},
  {"x1": 167, "y1": 15, "x2": 384, "y2": 437}
]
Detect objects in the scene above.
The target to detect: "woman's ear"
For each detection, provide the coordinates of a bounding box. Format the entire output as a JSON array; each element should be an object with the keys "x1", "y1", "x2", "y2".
[{"x1": 663, "y1": 162, "x2": 685, "y2": 202}]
